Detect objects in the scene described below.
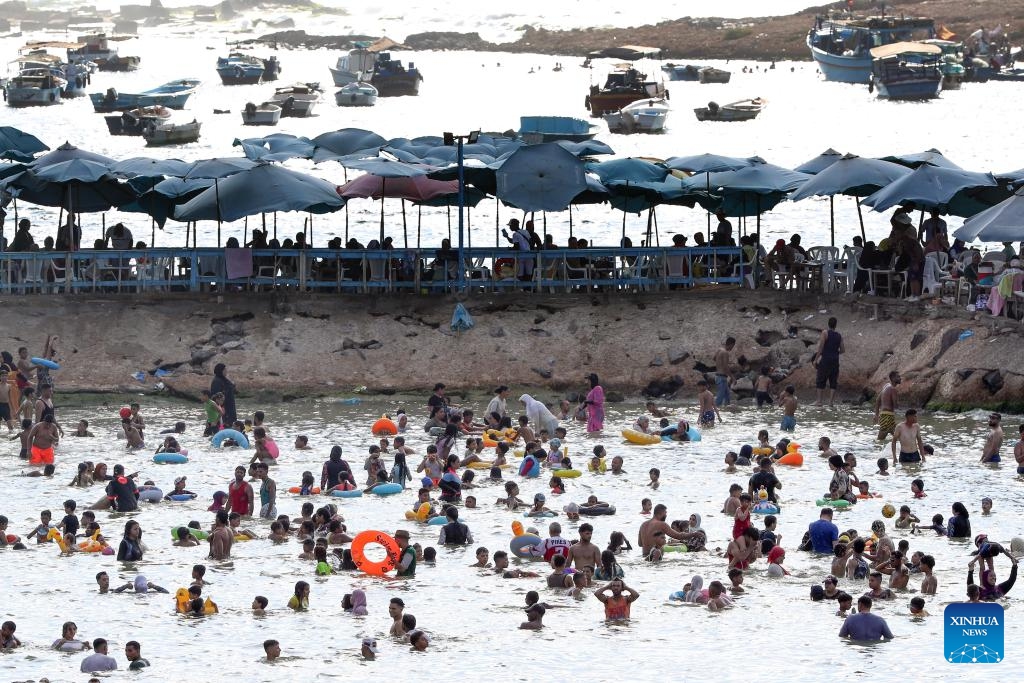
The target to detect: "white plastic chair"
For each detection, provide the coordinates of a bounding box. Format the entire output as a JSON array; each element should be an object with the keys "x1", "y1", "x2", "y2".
[{"x1": 23, "y1": 257, "x2": 46, "y2": 294}]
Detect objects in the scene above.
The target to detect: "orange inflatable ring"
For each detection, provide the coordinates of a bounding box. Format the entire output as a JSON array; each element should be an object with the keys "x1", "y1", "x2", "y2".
[
  {"x1": 777, "y1": 452, "x2": 804, "y2": 466},
  {"x1": 372, "y1": 417, "x2": 398, "y2": 436},
  {"x1": 287, "y1": 486, "x2": 322, "y2": 495},
  {"x1": 350, "y1": 530, "x2": 400, "y2": 576},
  {"x1": 482, "y1": 437, "x2": 498, "y2": 448}
]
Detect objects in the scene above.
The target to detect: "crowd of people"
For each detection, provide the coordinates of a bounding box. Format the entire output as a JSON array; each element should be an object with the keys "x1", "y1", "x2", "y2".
[{"x1": 1, "y1": 335, "x2": 1023, "y2": 673}]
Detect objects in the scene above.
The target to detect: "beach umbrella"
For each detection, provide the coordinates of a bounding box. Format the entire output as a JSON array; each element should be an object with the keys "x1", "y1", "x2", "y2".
[
  {"x1": 587, "y1": 158, "x2": 668, "y2": 184},
  {"x1": 495, "y1": 143, "x2": 587, "y2": 212},
  {"x1": 0, "y1": 126, "x2": 49, "y2": 162},
  {"x1": 341, "y1": 157, "x2": 431, "y2": 178},
  {"x1": 181, "y1": 157, "x2": 257, "y2": 180},
  {"x1": 954, "y1": 187, "x2": 1024, "y2": 243},
  {"x1": 794, "y1": 148, "x2": 843, "y2": 175},
  {"x1": 789, "y1": 154, "x2": 912, "y2": 244},
  {"x1": 119, "y1": 177, "x2": 214, "y2": 230},
  {"x1": 232, "y1": 134, "x2": 316, "y2": 163},
  {"x1": 337, "y1": 157, "x2": 436, "y2": 243},
  {"x1": 311, "y1": 128, "x2": 387, "y2": 162},
  {"x1": 681, "y1": 164, "x2": 809, "y2": 216},
  {"x1": 878, "y1": 148, "x2": 961, "y2": 170},
  {"x1": 861, "y1": 164, "x2": 1002, "y2": 217},
  {"x1": 665, "y1": 153, "x2": 762, "y2": 173},
  {"x1": 0, "y1": 161, "x2": 135, "y2": 213},
  {"x1": 110, "y1": 157, "x2": 192, "y2": 178},
  {"x1": 174, "y1": 162, "x2": 344, "y2": 222},
  {"x1": 557, "y1": 139, "x2": 615, "y2": 157},
  {"x1": 29, "y1": 141, "x2": 114, "y2": 170}
]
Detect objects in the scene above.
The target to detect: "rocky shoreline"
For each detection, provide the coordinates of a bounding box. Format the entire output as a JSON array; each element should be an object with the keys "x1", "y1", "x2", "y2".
[
  {"x1": 6, "y1": 289, "x2": 1022, "y2": 413},
  {"x1": 245, "y1": 1, "x2": 1024, "y2": 62}
]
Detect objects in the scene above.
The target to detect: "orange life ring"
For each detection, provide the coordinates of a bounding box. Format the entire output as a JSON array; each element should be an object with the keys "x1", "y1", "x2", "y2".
[
  {"x1": 288, "y1": 486, "x2": 321, "y2": 494},
  {"x1": 350, "y1": 530, "x2": 400, "y2": 576},
  {"x1": 482, "y1": 437, "x2": 498, "y2": 448},
  {"x1": 372, "y1": 417, "x2": 398, "y2": 436},
  {"x1": 777, "y1": 452, "x2": 804, "y2": 467}
]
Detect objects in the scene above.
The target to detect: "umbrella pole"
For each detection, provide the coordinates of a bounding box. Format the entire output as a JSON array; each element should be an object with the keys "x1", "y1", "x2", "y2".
[
  {"x1": 755, "y1": 196, "x2": 762, "y2": 287},
  {"x1": 309, "y1": 214, "x2": 313, "y2": 246},
  {"x1": 495, "y1": 197, "x2": 500, "y2": 247},
  {"x1": 653, "y1": 206, "x2": 660, "y2": 246},
  {"x1": 447, "y1": 205, "x2": 452, "y2": 242},
  {"x1": 830, "y1": 195, "x2": 835, "y2": 248},
  {"x1": 151, "y1": 218, "x2": 155, "y2": 247},
  {"x1": 467, "y1": 208, "x2": 472, "y2": 249},
  {"x1": 417, "y1": 206, "x2": 422, "y2": 249},
  {"x1": 569, "y1": 204, "x2": 573, "y2": 238},
  {"x1": 379, "y1": 177, "x2": 386, "y2": 244},
  {"x1": 542, "y1": 212, "x2": 547, "y2": 241},
  {"x1": 402, "y1": 199, "x2": 407, "y2": 249},
  {"x1": 214, "y1": 178, "x2": 222, "y2": 246},
  {"x1": 855, "y1": 198, "x2": 866, "y2": 242},
  {"x1": 261, "y1": 213, "x2": 266, "y2": 243},
  {"x1": 243, "y1": 216, "x2": 248, "y2": 247},
  {"x1": 273, "y1": 212, "x2": 277, "y2": 241},
  {"x1": 344, "y1": 204, "x2": 349, "y2": 242}
]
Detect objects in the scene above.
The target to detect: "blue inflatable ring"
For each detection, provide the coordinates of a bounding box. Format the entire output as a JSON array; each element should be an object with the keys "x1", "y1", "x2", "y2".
[
  {"x1": 211, "y1": 429, "x2": 249, "y2": 449},
  {"x1": 153, "y1": 453, "x2": 188, "y2": 464}
]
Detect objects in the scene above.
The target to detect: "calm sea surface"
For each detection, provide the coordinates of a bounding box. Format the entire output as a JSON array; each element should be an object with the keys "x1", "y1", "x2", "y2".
[{"x1": 0, "y1": 394, "x2": 1020, "y2": 681}]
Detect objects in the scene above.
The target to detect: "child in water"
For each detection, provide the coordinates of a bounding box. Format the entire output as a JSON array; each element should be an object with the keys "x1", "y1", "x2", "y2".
[
  {"x1": 876, "y1": 457, "x2": 890, "y2": 476},
  {"x1": 648, "y1": 468, "x2": 660, "y2": 490},
  {"x1": 911, "y1": 478, "x2": 927, "y2": 498},
  {"x1": 894, "y1": 505, "x2": 920, "y2": 529},
  {"x1": 912, "y1": 514, "x2": 946, "y2": 536}
]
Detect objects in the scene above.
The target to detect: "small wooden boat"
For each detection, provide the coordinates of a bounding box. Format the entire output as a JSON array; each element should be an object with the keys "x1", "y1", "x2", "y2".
[
  {"x1": 217, "y1": 54, "x2": 265, "y2": 85},
  {"x1": 104, "y1": 105, "x2": 172, "y2": 135},
  {"x1": 143, "y1": 120, "x2": 202, "y2": 146},
  {"x1": 698, "y1": 66, "x2": 731, "y2": 84},
  {"x1": 604, "y1": 97, "x2": 669, "y2": 133},
  {"x1": 585, "y1": 65, "x2": 666, "y2": 117},
  {"x1": 335, "y1": 81, "x2": 377, "y2": 107},
  {"x1": 269, "y1": 82, "x2": 321, "y2": 117},
  {"x1": 241, "y1": 101, "x2": 281, "y2": 126},
  {"x1": 693, "y1": 98, "x2": 766, "y2": 122},
  {"x1": 89, "y1": 79, "x2": 199, "y2": 112},
  {"x1": 4, "y1": 69, "x2": 65, "y2": 107},
  {"x1": 330, "y1": 45, "x2": 375, "y2": 86},
  {"x1": 661, "y1": 63, "x2": 702, "y2": 81}
]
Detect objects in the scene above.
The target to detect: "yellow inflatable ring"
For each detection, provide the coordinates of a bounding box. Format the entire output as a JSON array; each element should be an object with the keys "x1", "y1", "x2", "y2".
[
  {"x1": 622, "y1": 429, "x2": 660, "y2": 445},
  {"x1": 552, "y1": 469, "x2": 582, "y2": 478}
]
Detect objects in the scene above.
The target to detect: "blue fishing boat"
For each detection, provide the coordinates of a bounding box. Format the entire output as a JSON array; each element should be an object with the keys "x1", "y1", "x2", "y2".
[
  {"x1": 869, "y1": 42, "x2": 943, "y2": 100},
  {"x1": 89, "y1": 79, "x2": 200, "y2": 112},
  {"x1": 216, "y1": 54, "x2": 266, "y2": 85},
  {"x1": 661, "y1": 63, "x2": 702, "y2": 81},
  {"x1": 369, "y1": 53, "x2": 423, "y2": 97},
  {"x1": 518, "y1": 116, "x2": 597, "y2": 143},
  {"x1": 807, "y1": 14, "x2": 935, "y2": 84}
]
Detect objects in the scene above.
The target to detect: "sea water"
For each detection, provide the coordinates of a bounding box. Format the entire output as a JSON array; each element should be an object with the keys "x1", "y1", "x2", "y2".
[
  {"x1": 0, "y1": 394, "x2": 1020, "y2": 681},
  {"x1": 3, "y1": 19, "x2": 1023, "y2": 256}
]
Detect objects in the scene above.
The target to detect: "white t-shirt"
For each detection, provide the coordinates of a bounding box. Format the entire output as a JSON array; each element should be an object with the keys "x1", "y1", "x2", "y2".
[{"x1": 534, "y1": 536, "x2": 571, "y2": 562}]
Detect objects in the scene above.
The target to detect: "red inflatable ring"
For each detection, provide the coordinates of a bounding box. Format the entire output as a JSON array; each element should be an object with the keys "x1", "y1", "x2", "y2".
[{"x1": 350, "y1": 530, "x2": 400, "y2": 576}]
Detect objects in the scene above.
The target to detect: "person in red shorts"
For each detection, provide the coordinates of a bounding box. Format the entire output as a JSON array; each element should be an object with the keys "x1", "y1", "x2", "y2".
[{"x1": 28, "y1": 414, "x2": 59, "y2": 465}]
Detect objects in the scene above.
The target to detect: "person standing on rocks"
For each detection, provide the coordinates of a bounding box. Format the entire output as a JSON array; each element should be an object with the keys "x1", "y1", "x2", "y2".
[
  {"x1": 714, "y1": 337, "x2": 736, "y2": 407},
  {"x1": 981, "y1": 413, "x2": 1004, "y2": 464},
  {"x1": 427, "y1": 383, "x2": 451, "y2": 417},
  {"x1": 874, "y1": 371, "x2": 900, "y2": 441},
  {"x1": 583, "y1": 374, "x2": 605, "y2": 435},
  {"x1": 486, "y1": 386, "x2": 509, "y2": 420},
  {"x1": 210, "y1": 363, "x2": 237, "y2": 427},
  {"x1": 813, "y1": 317, "x2": 844, "y2": 407}
]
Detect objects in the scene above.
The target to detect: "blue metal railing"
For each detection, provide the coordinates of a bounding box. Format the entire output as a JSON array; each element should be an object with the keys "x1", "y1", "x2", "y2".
[{"x1": 0, "y1": 246, "x2": 747, "y2": 295}]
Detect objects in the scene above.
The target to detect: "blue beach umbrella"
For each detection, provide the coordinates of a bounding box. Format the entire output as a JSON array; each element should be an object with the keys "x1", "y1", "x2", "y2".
[
  {"x1": 29, "y1": 141, "x2": 114, "y2": 170},
  {"x1": 861, "y1": 164, "x2": 1002, "y2": 217},
  {"x1": 174, "y1": 162, "x2": 344, "y2": 223},
  {"x1": 111, "y1": 157, "x2": 192, "y2": 178},
  {"x1": 0, "y1": 126, "x2": 49, "y2": 162},
  {"x1": 311, "y1": 128, "x2": 387, "y2": 162},
  {"x1": 878, "y1": 148, "x2": 961, "y2": 170},
  {"x1": 789, "y1": 154, "x2": 912, "y2": 243},
  {"x1": 232, "y1": 134, "x2": 316, "y2": 162},
  {"x1": 954, "y1": 187, "x2": 1024, "y2": 243},
  {"x1": 794, "y1": 148, "x2": 843, "y2": 175},
  {"x1": 495, "y1": 143, "x2": 587, "y2": 212},
  {"x1": 665, "y1": 153, "x2": 762, "y2": 173}
]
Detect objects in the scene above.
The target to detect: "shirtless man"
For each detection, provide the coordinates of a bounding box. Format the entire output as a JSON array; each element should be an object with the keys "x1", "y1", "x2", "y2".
[
  {"x1": 874, "y1": 371, "x2": 900, "y2": 441},
  {"x1": 981, "y1": 413, "x2": 1004, "y2": 463},
  {"x1": 713, "y1": 337, "x2": 736, "y2": 407},
  {"x1": 638, "y1": 504, "x2": 688, "y2": 561},
  {"x1": 71, "y1": 420, "x2": 94, "y2": 437},
  {"x1": 891, "y1": 409, "x2": 925, "y2": 465},
  {"x1": 121, "y1": 419, "x2": 144, "y2": 450},
  {"x1": 818, "y1": 436, "x2": 838, "y2": 460},
  {"x1": 28, "y1": 415, "x2": 59, "y2": 466},
  {"x1": 208, "y1": 510, "x2": 233, "y2": 560},
  {"x1": 696, "y1": 381, "x2": 721, "y2": 428},
  {"x1": 34, "y1": 384, "x2": 62, "y2": 436},
  {"x1": 566, "y1": 523, "x2": 602, "y2": 571}
]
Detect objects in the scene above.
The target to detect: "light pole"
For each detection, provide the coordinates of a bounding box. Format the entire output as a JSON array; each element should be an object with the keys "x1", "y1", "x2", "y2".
[{"x1": 444, "y1": 130, "x2": 479, "y2": 293}]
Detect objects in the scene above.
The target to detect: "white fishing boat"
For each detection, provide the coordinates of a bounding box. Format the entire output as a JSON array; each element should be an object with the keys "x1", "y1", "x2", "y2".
[
  {"x1": 4, "y1": 68, "x2": 65, "y2": 107},
  {"x1": 241, "y1": 101, "x2": 282, "y2": 126},
  {"x1": 269, "y1": 82, "x2": 322, "y2": 117},
  {"x1": 334, "y1": 81, "x2": 377, "y2": 107},
  {"x1": 693, "y1": 97, "x2": 767, "y2": 122},
  {"x1": 603, "y1": 97, "x2": 670, "y2": 133},
  {"x1": 143, "y1": 120, "x2": 202, "y2": 146},
  {"x1": 61, "y1": 62, "x2": 92, "y2": 97},
  {"x1": 329, "y1": 45, "x2": 376, "y2": 86}
]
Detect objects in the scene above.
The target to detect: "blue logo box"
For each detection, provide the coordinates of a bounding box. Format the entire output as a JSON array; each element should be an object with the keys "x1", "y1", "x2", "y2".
[{"x1": 945, "y1": 603, "x2": 1004, "y2": 664}]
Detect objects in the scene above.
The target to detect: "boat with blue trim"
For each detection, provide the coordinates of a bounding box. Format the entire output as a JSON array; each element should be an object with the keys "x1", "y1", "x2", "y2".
[
  {"x1": 869, "y1": 42, "x2": 943, "y2": 100},
  {"x1": 89, "y1": 79, "x2": 200, "y2": 112},
  {"x1": 807, "y1": 14, "x2": 935, "y2": 84},
  {"x1": 216, "y1": 54, "x2": 266, "y2": 85}
]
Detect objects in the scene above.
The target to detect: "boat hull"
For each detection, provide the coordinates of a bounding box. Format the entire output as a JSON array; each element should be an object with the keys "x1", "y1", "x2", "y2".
[
  {"x1": 90, "y1": 91, "x2": 193, "y2": 112},
  {"x1": 808, "y1": 39, "x2": 872, "y2": 84},
  {"x1": 586, "y1": 85, "x2": 667, "y2": 118},
  {"x1": 698, "y1": 67, "x2": 731, "y2": 84},
  {"x1": 661, "y1": 64, "x2": 700, "y2": 81},
  {"x1": 330, "y1": 67, "x2": 360, "y2": 87},
  {"x1": 272, "y1": 96, "x2": 317, "y2": 117},
  {"x1": 6, "y1": 85, "x2": 62, "y2": 106},
  {"x1": 370, "y1": 74, "x2": 421, "y2": 97},
  {"x1": 217, "y1": 67, "x2": 263, "y2": 85},
  {"x1": 874, "y1": 77, "x2": 942, "y2": 100},
  {"x1": 335, "y1": 83, "x2": 377, "y2": 107},
  {"x1": 241, "y1": 104, "x2": 282, "y2": 126},
  {"x1": 144, "y1": 121, "x2": 202, "y2": 146}
]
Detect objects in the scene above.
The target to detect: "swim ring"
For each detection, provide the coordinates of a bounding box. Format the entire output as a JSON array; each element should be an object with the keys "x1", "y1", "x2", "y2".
[
  {"x1": 153, "y1": 453, "x2": 188, "y2": 464},
  {"x1": 138, "y1": 487, "x2": 163, "y2": 503},
  {"x1": 331, "y1": 489, "x2": 363, "y2": 499},
  {"x1": 404, "y1": 502, "x2": 431, "y2": 522},
  {"x1": 663, "y1": 544, "x2": 688, "y2": 553},
  {"x1": 622, "y1": 429, "x2": 660, "y2": 445},
  {"x1": 171, "y1": 527, "x2": 209, "y2": 541},
  {"x1": 524, "y1": 510, "x2": 557, "y2": 518},
  {"x1": 579, "y1": 504, "x2": 616, "y2": 516},
  {"x1": 31, "y1": 357, "x2": 60, "y2": 370},
  {"x1": 777, "y1": 452, "x2": 803, "y2": 467},
  {"x1": 350, "y1": 530, "x2": 399, "y2": 576},
  {"x1": 370, "y1": 482, "x2": 403, "y2": 496},
  {"x1": 752, "y1": 502, "x2": 780, "y2": 514},
  {"x1": 552, "y1": 469, "x2": 582, "y2": 479},
  {"x1": 816, "y1": 498, "x2": 851, "y2": 508},
  {"x1": 752, "y1": 447, "x2": 773, "y2": 456},
  {"x1": 509, "y1": 534, "x2": 543, "y2": 560},
  {"x1": 372, "y1": 417, "x2": 398, "y2": 436},
  {"x1": 168, "y1": 493, "x2": 195, "y2": 502},
  {"x1": 426, "y1": 516, "x2": 446, "y2": 525},
  {"x1": 287, "y1": 486, "x2": 321, "y2": 495},
  {"x1": 211, "y1": 429, "x2": 249, "y2": 449},
  {"x1": 588, "y1": 459, "x2": 607, "y2": 473}
]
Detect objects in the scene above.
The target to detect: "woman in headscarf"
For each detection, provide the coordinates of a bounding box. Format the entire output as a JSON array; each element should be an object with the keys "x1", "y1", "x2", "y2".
[
  {"x1": 685, "y1": 513, "x2": 707, "y2": 551},
  {"x1": 210, "y1": 363, "x2": 237, "y2": 426},
  {"x1": 766, "y1": 546, "x2": 789, "y2": 577},
  {"x1": 350, "y1": 589, "x2": 368, "y2": 616},
  {"x1": 969, "y1": 553, "x2": 1019, "y2": 601},
  {"x1": 682, "y1": 575, "x2": 707, "y2": 603},
  {"x1": 518, "y1": 394, "x2": 559, "y2": 436},
  {"x1": 583, "y1": 373, "x2": 605, "y2": 435}
]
